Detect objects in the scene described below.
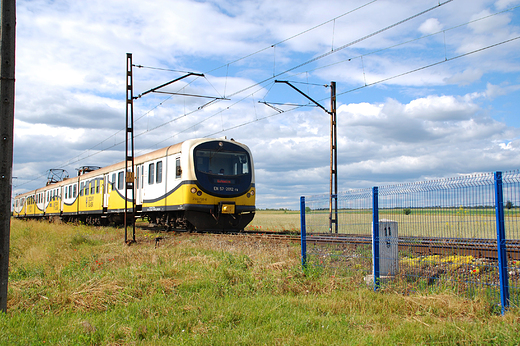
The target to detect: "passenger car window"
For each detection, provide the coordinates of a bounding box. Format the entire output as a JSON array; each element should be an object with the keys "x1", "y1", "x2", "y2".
[
  {"x1": 118, "y1": 171, "x2": 124, "y2": 190},
  {"x1": 176, "y1": 158, "x2": 181, "y2": 179},
  {"x1": 148, "y1": 163, "x2": 154, "y2": 185},
  {"x1": 156, "y1": 161, "x2": 162, "y2": 184}
]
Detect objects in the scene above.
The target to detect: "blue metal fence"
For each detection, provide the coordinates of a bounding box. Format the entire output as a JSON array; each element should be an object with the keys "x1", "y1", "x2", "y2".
[{"x1": 301, "y1": 170, "x2": 520, "y2": 314}]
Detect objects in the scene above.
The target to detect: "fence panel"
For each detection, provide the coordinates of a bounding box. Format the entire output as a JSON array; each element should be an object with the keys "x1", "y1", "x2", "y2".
[
  {"x1": 503, "y1": 170, "x2": 520, "y2": 309},
  {"x1": 304, "y1": 189, "x2": 373, "y2": 277},
  {"x1": 302, "y1": 170, "x2": 520, "y2": 312},
  {"x1": 378, "y1": 173, "x2": 501, "y2": 306}
]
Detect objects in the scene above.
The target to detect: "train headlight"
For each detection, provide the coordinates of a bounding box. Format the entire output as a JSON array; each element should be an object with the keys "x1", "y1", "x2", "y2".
[
  {"x1": 250, "y1": 190, "x2": 255, "y2": 196},
  {"x1": 197, "y1": 191, "x2": 202, "y2": 196},
  {"x1": 190, "y1": 187, "x2": 197, "y2": 194}
]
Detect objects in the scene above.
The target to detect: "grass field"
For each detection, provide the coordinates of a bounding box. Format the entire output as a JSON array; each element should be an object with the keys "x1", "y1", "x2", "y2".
[
  {"x1": 2, "y1": 215, "x2": 520, "y2": 345},
  {"x1": 245, "y1": 210, "x2": 301, "y2": 232}
]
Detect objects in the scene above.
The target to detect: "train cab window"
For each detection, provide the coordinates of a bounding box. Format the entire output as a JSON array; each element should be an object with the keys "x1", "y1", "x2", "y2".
[
  {"x1": 73, "y1": 184, "x2": 77, "y2": 198},
  {"x1": 176, "y1": 158, "x2": 181, "y2": 179},
  {"x1": 156, "y1": 161, "x2": 163, "y2": 184},
  {"x1": 193, "y1": 141, "x2": 252, "y2": 197},
  {"x1": 65, "y1": 188, "x2": 68, "y2": 199},
  {"x1": 96, "y1": 180, "x2": 100, "y2": 194},
  {"x1": 91, "y1": 181, "x2": 95, "y2": 195},
  {"x1": 80, "y1": 183, "x2": 84, "y2": 196},
  {"x1": 148, "y1": 163, "x2": 154, "y2": 185},
  {"x1": 68, "y1": 186, "x2": 72, "y2": 199},
  {"x1": 118, "y1": 172, "x2": 123, "y2": 190}
]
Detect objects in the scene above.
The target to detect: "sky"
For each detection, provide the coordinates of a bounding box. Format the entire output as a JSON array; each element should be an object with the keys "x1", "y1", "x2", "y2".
[{"x1": 11, "y1": 0, "x2": 520, "y2": 210}]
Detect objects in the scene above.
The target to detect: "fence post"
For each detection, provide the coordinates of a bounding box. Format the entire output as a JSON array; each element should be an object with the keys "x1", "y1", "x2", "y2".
[
  {"x1": 300, "y1": 196, "x2": 307, "y2": 269},
  {"x1": 494, "y1": 171, "x2": 509, "y2": 314},
  {"x1": 372, "y1": 186, "x2": 380, "y2": 291}
]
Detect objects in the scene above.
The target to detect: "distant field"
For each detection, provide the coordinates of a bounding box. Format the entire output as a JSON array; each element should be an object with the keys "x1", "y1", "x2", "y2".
[
  {"x1": 246, "y1": 210, "x2": 301, "y2": 232},
  {"x1": 293, "y1": 208, "x2": 520, "y2": 239}
]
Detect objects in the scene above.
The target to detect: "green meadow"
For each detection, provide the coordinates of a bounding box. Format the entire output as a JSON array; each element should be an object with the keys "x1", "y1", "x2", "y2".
[{"x1": 1, "y1": 213, "x2": 520, "y2": 345}]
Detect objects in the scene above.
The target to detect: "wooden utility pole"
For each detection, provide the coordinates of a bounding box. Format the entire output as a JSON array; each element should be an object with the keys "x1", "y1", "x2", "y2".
[{"x1": 0, "y1": 0, "x2": 16, "y2": 313}]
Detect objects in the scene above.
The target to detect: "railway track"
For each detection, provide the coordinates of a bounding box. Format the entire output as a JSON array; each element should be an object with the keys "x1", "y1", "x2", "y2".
[
  {"x1": 139, "y1": 225, "x2": 520, "y2": 260},
  {"x1": 241, "y1": 231, "x2": 520, "y2": 261}
]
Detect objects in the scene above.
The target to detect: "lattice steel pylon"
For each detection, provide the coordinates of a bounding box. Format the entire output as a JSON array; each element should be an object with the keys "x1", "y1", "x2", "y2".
[
  {"x1": 273, "y1": 80, "x2": 338, "y2": 233},
  {"x1": 125, "y1": 53, "x2": 136, "y2": 244},
  {"x1": 329, "y1": 81, "x2": 338, "y2": 233}
]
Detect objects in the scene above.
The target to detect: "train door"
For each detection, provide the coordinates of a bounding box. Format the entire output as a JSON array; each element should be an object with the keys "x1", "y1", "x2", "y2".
[
  {"x1": 136, "y1": 164, "x2": 144, "y2": 205},
  {"x1": 103, "y1": 175, "x2": 109, "y2": 208},
  {"x1": 60, "y1": 186, "x2": 64, "y2": 213}
]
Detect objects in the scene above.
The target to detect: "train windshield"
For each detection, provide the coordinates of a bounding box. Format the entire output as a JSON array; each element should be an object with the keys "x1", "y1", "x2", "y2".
[
  {"x1": 195, "y1": 150, "x2": 250, "y2": 176},
  {"x1": 194, "y1": 141, "x2": 252, "y2": 197}
]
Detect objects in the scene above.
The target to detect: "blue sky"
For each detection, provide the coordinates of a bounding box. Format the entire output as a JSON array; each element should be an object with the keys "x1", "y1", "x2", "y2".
[{"x1": 12, "y1": 0, "x2": 520, "y2": 209}]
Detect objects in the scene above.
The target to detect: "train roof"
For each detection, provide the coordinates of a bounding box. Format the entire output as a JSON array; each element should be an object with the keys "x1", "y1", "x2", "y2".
[{"x1": 14, "y1": 137, "x2": 249, "y2": 198}]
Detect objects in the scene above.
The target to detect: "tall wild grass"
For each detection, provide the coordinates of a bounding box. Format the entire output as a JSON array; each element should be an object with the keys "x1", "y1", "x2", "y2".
[{"x1": 1, "y1": 216, "x2": 519, "y2": 345}]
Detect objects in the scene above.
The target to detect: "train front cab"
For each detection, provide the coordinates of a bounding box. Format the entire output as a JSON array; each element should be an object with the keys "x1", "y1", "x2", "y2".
[
  {"x1": 13, "y1": 195, "x2": 26, "y2": 218},
  {"x1": 184, "y1": 139, "x2": 255, "y2": 231}
]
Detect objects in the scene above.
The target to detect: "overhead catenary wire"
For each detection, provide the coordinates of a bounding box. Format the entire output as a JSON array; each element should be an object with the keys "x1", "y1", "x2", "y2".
[
  {"x1": 202, "y1": 34, "x2": 520, "y2": 140},
  {"x1": 140, "y1": 0, "x2": 457, "y2": 149},
  {"x1": 14, "y1": 0, "x2": 457, "y2": 189},
  {"x1": 290, "y1": 3, "x2": 520, "y2": 77},
  {"x1": 203, "y1": 0, "x2": 380, "y2": 76},
  {"x1": 58, "y1": 0, "x2": 444, "y2": 164}
]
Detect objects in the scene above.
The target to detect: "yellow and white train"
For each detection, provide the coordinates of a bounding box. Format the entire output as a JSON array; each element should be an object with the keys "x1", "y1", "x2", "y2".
[{"x1": 13, "y1": 138, "x2": 256, "y2": 231}]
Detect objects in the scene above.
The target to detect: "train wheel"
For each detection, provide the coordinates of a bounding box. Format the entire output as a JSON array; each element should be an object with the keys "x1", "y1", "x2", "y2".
[{"x1": 186, "y1": 222, "x2": 195, "y2": 233}]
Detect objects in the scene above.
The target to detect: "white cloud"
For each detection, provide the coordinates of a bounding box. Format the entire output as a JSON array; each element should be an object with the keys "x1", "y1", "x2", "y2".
[
  {"x1": 11, "y1": 0, "x2": 520, "y2": 209},
  {"x1": 485, "y1": 82, "x2": 520, "y2": 99},
  {"x1": 418, "y1": 18, "x2": 444, "y2": 35},
  {"x1": 444, "y1": 68, "x2": 484, "y2": 86},
  {"x1": 495, "y1": 0, "x2": 520, "y2": 10}
]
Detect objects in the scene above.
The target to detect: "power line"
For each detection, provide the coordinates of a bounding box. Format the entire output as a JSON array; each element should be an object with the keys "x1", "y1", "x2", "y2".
[
  {"x1": 293, "y1": 3, "x2": 520, "y2": 77},
  {"x1": 12, "y1": 0, "x2": 463, "y2": 189},
  {"x1": 138, "y1": 0, "x2": 456, "y2": 149},
  {"x1": 204, "y1": 35, "x2": 520, "y2": 139},
  {"x1": 34, "y1": 0, "x2": 384, "y2": 175},
  {"x1": 13, "y1": 1, "x2": 517, "y2": 190},
  {"x1": 204, "y1": 0, "x2": 379, "y2": 75}
]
